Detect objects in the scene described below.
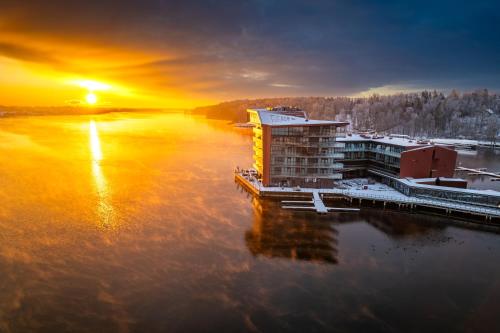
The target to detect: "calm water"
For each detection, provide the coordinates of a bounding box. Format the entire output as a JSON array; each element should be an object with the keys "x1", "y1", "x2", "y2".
[
  {"x1": 0, "y1": 112, "x2": 499, "y2": 333},
  {"x1": 456, "y1": 149, "x2": 500, "y2": 191}
]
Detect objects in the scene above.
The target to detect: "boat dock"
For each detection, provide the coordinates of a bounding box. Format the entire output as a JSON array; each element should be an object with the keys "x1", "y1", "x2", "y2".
[
  {"x1": 235, "y1": 172, "x2": 500, "y2": 225},
  {"x1": 456, "y1": 166, "x2": 500, "y2": 181},
  {"x1": 312, "y1": 192, "x2": 328, "y2": 213},
  {"x1": 281, "y1": 191, "x2": 360, "y2": 214}
]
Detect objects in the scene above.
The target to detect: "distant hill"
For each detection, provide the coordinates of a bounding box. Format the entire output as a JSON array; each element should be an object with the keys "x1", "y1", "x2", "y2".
[
  {"x1": 0, "y1": 106, "x2": 184, "y2": 117},
  {"x1": 192, "y1": 89, "x2": 500, "y2": 141}
]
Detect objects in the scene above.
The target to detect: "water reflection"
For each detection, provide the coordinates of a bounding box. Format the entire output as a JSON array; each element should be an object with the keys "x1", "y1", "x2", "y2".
[
  {"x1": 245, "y1": 198, "x2": 338, "y2": 264},
  {"x1": 361, "y1": 210, "x2": 445, "y2": 238},
  {"x1": 89, "y1": 120, "x2": 114, "y2": 227},
  {"x1": 457, "y1": 148, "x2": 500, "y2": 191},
  {"x1": 0, "y1": 113, "x2": 498, "y2": 332},
  {"x1": 245, "y1": 196, "x2": 449, "y2": 265}
]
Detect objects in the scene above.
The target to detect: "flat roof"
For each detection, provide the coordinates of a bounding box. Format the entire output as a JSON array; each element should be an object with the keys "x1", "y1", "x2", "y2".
[
  {"x1": 430, "y1": 138, "x2": 478, "y2": 145},
  {"x1": 410, "y1": 177, "x2": 466, "y2": 183},
  {"x1": 369, "y1": 169, "x2": 500, "y2": 198},
  {"x1": 248, "y1": 109, "x2": 348, "y2": 126},
  {"x1": 337, "y1": 134, "x2": 428, "y2": 148},
  {"x1": 399, "y1": 178, "x2": 500, "y2": 198}
]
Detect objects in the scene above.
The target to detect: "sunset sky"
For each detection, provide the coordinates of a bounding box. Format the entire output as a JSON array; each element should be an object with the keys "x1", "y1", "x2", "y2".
[{"x1": 0, "y1": 0, "x2": 499, "y2": 108}]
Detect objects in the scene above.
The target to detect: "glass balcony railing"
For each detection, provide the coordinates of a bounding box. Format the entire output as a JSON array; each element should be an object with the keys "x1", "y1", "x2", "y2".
[
  {"x1": 270, "y1": 162, "x2": 343, "y2": 169},
  {"x1": 270, "y1": 141, "x2": 340, "y2": 148},
  {"x1": 271, "y1": 172, "x2": 342, "y2": 179},
  {"x1": 342, "y1": 147, "x2": 401, "y2": 158}
]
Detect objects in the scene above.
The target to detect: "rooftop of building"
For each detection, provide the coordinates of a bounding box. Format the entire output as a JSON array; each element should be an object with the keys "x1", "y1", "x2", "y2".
[
  {"x1": 248, "y1": 108, "x2": 348, "y2": 127},
  {"x1": 337, "y1": 133, "x2": 433, "y2": 148}
]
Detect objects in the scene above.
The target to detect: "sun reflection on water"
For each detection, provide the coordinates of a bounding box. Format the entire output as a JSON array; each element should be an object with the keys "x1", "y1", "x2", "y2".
[{"x1": 89, "y1": 120, "x2": 114, "y2": 227}]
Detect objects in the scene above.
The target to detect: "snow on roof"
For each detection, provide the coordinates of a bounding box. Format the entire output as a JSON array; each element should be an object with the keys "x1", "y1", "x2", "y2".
[
  {"x1": 337, "y1": 134, "x2": 425, "y2": 147},
  {"x1": 430, "y1": 138, "x2": 478, "y2": 145},
  {"x1": 403, "y1": 144, "x2": 455, "y2": 153},
  {"x1": 369, "y1": 169, "x2": 500, "y2": 198},
  {"x1": 398, "y1": 178, "x2": 500, "y2": 198},
  {"x1": 410, "y1": 177, "x2": 466, "y2": 183},
  {"x1": 248, "y1": 109, "x2": 347, "y2": 126}
]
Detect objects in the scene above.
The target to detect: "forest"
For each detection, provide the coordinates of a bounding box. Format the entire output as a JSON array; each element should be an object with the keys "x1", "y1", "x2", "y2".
[{"x1": 192, "y1": 89, "x2": 500, "y2": 141}]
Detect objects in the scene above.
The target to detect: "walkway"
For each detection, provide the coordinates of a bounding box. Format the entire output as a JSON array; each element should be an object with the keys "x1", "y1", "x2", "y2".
[{"x1": 235, "y1": 173, "x2": 500, "y2": 219}]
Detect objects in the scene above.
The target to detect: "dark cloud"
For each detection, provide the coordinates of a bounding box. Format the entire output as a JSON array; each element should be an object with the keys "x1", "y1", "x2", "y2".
[
  {"x1": 0, "y1": 0, "x2": 499, "y2": 98},
  {"x1": 0, "y1": 42, "x2": 62, "y2": 65}
]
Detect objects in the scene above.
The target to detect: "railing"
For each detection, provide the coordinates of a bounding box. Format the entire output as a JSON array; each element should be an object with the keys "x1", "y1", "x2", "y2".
[
  {"x1": 371, "y1": 149, "x2": 401, "y2": 158},
  {"x1": 271, "y1": 162, "x2": 343, "y2": 167},
  {"x1": 368, "y1": 169, "x2": 500, "y2": 210},
  {"x1": 271, "y1": 141, "x2": 342, "y2": 148},
  {"x1": 270, "y1": 174, "x2": 343, "y2": 179},
  {"x1": 270, "y1": 152, "x2": 344, "y2": 158},
  {"x1": 342, "y1": 190, "x2": 500, "y2": 216},
  {"x1": 343, "y1": 147, "x2": 401, "y2": 158}
]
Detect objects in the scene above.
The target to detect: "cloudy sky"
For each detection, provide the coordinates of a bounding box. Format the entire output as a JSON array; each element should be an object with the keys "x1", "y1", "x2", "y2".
[{"x1": 0, "y1": 0, "x2": 499, "y2": 107}]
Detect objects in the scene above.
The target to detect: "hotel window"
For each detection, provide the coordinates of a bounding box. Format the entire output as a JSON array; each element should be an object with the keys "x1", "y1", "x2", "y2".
[
  {"x1": 288, "y1": 127, "x2": 303, "y2": 136},
  {"x1": 272, "y1": 128, "x2": 288, "y2": 136},
  {"x1": 309, "y1": 137, "x2": 319, "y2": 143},
  {"x1": 309, "y1": 127, "x2": 320, "y2": 135},
  {"x1": 320, "y1": 126, "x2": 331, "y2": 135}
]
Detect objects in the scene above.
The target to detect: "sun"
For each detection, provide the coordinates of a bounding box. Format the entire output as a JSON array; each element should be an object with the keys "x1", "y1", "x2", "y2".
[{"x1": 85, "y1": 92, "x2": 97, "y2": 105}]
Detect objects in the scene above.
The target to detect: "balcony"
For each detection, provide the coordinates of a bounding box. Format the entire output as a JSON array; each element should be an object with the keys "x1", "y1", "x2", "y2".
[
  {"x1": 371, "y1": 148, "x2": 401, "y2": 158},
  {"x1": 270, "y1": 170, "x2": 343, "y2": 178},
  {"x1": 342, "y1": 147, "x2": 401, "y2": 158}
]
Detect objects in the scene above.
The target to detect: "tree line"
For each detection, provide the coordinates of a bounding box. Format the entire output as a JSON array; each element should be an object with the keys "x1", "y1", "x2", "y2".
[{"x1": 192, "y1": 89, "x2": 500, "y2": 141}]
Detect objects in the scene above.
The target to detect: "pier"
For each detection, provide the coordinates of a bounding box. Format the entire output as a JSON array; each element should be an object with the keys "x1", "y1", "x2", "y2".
[
  {"x1": 281, "y1": 191, "x2": 360, "y2": 213},
  {"x1": 456, "y1": 166, "x2": 500, "y2": 181},
  {"x1": 235, "y1": 172, "x2": 500, "y2": 225}
]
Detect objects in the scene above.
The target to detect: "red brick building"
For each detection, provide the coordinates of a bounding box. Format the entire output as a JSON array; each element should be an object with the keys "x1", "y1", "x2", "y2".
[{"x1": 400, "y1": 145, "x2": 457, "y2": 178}]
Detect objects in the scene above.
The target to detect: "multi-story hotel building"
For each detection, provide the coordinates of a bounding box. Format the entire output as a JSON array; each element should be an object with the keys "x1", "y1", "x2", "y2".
[
  {"x1": 248, "y1": 107, "x2": 458, "y2": 188},
  {"x1": 248, "y1": 107, "x2": 348, "y2": 188}
]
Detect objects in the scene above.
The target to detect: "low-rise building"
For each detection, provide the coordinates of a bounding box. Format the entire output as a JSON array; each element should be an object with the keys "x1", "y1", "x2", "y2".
[{"x1": 338, "y1": 134, "x2": 458, "y2": 179}]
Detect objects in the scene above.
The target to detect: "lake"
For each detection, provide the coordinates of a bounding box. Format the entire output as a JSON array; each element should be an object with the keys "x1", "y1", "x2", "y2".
[{"x1": 0, "y1": 112, "x2": 499, "y2": 332}]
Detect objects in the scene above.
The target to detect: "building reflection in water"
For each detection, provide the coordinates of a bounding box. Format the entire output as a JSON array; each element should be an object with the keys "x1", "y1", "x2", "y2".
[
  {"x1": 328, "y1": 205, "x2": 445, "y2": 239},
  {"x1": 89, "y1": 120, "x2": 114, "y2": 227},
  {"x1": 244, "y1": 193, "x2": 448, "y2": 264},
  {"x1": 245, "y1": 198, "x2": 339, "y2": 264},
  {"x1": 362, "y1": 211, "x2": 445, "y2": 238}
]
